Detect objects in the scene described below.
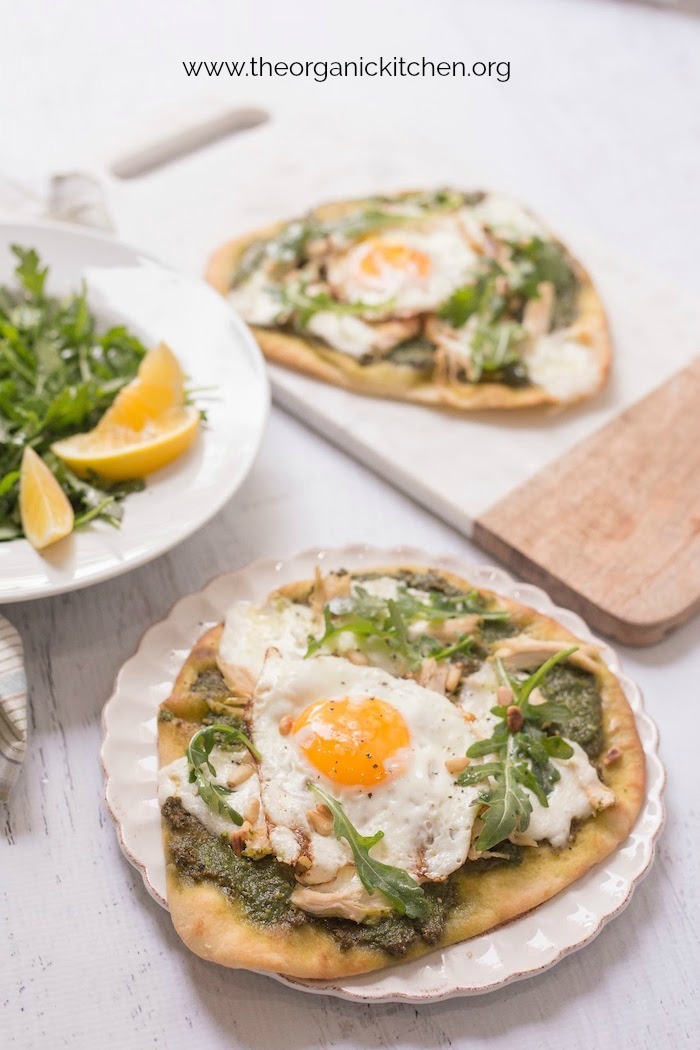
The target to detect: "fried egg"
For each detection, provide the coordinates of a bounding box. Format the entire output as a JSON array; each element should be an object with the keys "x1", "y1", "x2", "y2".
[
  {"x1": 325, "y1": 223, "x2": 479, "y2": 318},
  {"x1": 252, "y1": 651, "x2": 479, "y2": 886}
]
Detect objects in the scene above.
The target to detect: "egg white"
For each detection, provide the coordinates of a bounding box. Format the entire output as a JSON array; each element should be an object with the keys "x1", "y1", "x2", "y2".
[
  {"x1": 524, "y1": 331, "x2": 600, "y2": 400},
  {"x1": 217, "y1": 596, "x2": 320, "y2": 683},
  {"x1": 326, "y1": 223, "x2": 479, "y2": 318},
  {"x1": 251, "y1": 651, "x2": 480, "y2": 886},
  {"x1": 472, "y1": 194, "x2": 545, "y2": 242}
]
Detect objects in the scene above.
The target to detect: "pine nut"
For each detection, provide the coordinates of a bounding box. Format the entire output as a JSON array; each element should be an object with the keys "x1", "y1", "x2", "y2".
[
  {"x1": 307, "y1": 806, "x2": 333, "y2": 836},
  {"x1": 245, "y1": 798, "x2": 260, "y2": 824},
  {"x1": 278, "y1": 715, "x2": 294, "y2": 736},
  {"x1": 497, "y1": 685, "x2": 514, "y2": 705},
  {"x1": 227, "y1": 764, "x2": 253, "y2": 788},
  {"x1": 506, "y1": 705, "x2": 524, "y2": 732},
  {"x1": 446, "y1": 664, "x2": 463, "y2": 692},
  {"x1": 445, "y1": 755, "x2": 471, "y2": 774},
  {"x1": 229, "y1": 820, "x2": 252, "y2": 854}
]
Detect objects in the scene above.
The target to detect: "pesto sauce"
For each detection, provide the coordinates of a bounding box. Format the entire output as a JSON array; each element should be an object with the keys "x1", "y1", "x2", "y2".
[
  {"x1": 540, "y1": 664, "x2": 604, "y2": 758},
  {"x1": 390, "y1": 569, "x2": 466, "y2": 598},
  {"x1": 326, "y1": 881, "x2": 455, "y2": 957},
  {"x1": 163, "y1": 797, "x2": 299, "y2": 928},
  {"x1": 191, "y1": 668, "x2": 230, "y2": 702},
  {"x1": 479, "y1": 618, "x2": 519, "y2": 645},
  {"x1": 162, "y1": 797, "x2": 455, "y2": 955},
  {"x1": 384, "y1": 337, "x2": 435, "y2": 371},
  {"x1": 466, "y1": 840, "x2": 523, "y2": 871},
  {"x1": 201, "y1": 710, "x2": 247, "y2": 732},
  {"x1": 191, "y1": 668, "x2": 247, "y2": 731}
]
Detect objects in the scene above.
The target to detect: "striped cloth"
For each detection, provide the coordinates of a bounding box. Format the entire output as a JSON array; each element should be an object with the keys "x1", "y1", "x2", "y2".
[
  {"x1": 0, "y1": 616, "x2": 27, "y2": 801},
  {"x1": 0, "y1": 174, "x2": 103, "y2": 802}
]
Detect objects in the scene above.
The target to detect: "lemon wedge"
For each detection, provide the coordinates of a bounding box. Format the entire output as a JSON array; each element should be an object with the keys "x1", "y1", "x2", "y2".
[
  {"x1": 19, "y1": 447, "x2": 75, "y2": 550},
  {"x1": 52, "y1": 342, "x2": 200, "y2": 481},
  {"x1": 98, "y1": 341, "x2": 185, "y2": 430},
  {"x1": 52, "y1": 406, "x2": 200, "y2": 482}
]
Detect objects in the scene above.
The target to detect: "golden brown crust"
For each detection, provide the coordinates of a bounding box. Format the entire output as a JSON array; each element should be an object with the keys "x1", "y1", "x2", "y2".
[
  {"x1": 159, "y1": 564, "x2": 644, "y2": 979},
  {"x1": 206, "y1": 195, "x2": 612, "y2": 411}
]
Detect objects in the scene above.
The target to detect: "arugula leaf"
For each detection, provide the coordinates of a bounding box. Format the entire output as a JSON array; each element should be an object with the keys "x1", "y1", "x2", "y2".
[
  {"x1": 305, "y1": 606, "x2": 381, "y2": 658},
  {"x1": 509, "y1": 237, "x2": 579, "y2": 329},
  {"x1": 438, "y1": 259, "x2": 508, "y2": 329},
  {"x1": 456, "y1": 761, "x2": 502, "y2": 786},
  {"x1": 468, "y1": 318, "x2": 524, "y2": 382},
  {"x1": 518, "y1": 647, "x2": 578, "y2": 707},
  {"x1": 424, "y1": 589, "x2": 509, "y2": 622},
  {"x1": 475, "y1": 734, "x2": 533, "y2": 851},
  {"x1": 431, "y1": 634, "x2": 474, "y2": 662},
  {"x1": 186, "y1": 723, "x2": 260, "y2": 825},
  {"x1": 542, "y1": 735, "x2": 575, "y2": 759},
  {"x1": 458, "y1": 648, "x2": 580, "y2": 850},
  {"x1": 438, "y1": 284, "x2": 482, "y2": 328},
  {"x1": 11, "y1": 246, "x2": 48, "y2": 299},
  {"x1": 282, "y1": 283, "x2": 393, "y2": 329},
  {"x1": 310, "y1": 784, "x2": 430, "y2": 920}
]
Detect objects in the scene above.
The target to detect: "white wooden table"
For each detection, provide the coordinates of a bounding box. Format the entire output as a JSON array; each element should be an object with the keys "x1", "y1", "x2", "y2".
[{"x1": 2, "y1": 1, "x2": 699, "y2": 1047}]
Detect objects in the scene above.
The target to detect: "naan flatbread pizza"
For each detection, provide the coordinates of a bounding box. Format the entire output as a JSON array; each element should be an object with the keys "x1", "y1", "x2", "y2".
[
  {"x1": 158, "y1": 565, "x2": 644, "y2": 979},
  {"x1": 207, "y1": 190, "x2": 610, "y2": 410}
]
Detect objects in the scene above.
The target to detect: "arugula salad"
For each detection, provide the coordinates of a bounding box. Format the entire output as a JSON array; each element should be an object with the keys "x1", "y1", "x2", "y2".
[
  {"x1": 0, "y1": 246, "x2": 147, "y2": 542},
  {"x1": 1, "y1": 245, "x2": 200, "y2": 552}
]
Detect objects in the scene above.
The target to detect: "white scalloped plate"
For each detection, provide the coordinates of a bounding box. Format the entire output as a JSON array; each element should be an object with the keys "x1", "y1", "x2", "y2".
[{"x1": 101, "y1": 546, "x2": 665, "y2": 1003}]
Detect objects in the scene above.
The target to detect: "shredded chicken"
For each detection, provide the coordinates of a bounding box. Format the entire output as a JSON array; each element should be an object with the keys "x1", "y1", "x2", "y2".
[
  {"x1": 291, "y1": 866, "x2": 391, "y2": 922},
  {"x1": 309, "y1": 567, "x2": 352, "y2": 614},
  {"x1": 368, "y1": 315, "x2": 423, "y2": 349},
  {"x1": 508, "y1": 831, "x2": 539, "y2": 848},
  {"x1": 425, "y1": 315, "x2": 477, "y2": 384},
  {"x1": 493, "y1": 635, "x2": 602, "y2": 675},
  {"x1": 522, "y1": 281, "x2": 555, "y2": 339},
  {"x1": 433, "y1": 614, "x2": 481, "y2": 642},
  {"x1": 467, "y1": 818, "x2": 516, "y2": 860},
  {"x1": 205, "y1": 695, "x2": 248, "y2": 717},
  {"x1": 230, "y1": 814, "x2": 271, "y2": 859},
  {"x1": 216, "y1": 661, "x2": 257, "y2": 699},
  {"x1": 413, "y1": 657, "x2": 450, "y2": 695},
  {"x1": 305, "y1": 310, "x2": 421, "y2": 358}
]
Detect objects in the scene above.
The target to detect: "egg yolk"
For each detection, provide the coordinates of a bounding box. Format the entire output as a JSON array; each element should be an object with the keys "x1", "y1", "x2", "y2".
[
  {"x1": 293, "y1": 696, "x2": 411, "y2": 787},
  {"x1": 358, "y1": 240, "x2": 431, "y2": 280}
]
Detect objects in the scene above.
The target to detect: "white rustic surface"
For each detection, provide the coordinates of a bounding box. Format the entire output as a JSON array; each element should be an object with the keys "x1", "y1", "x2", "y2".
[{"x1": 2, "y1": 1, "x2": 699, "y2": 1048}]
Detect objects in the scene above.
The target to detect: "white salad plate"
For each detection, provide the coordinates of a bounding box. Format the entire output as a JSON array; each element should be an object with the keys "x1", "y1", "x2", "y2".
[
  {"x1": 0, "y1": 220, "x2": 269, "y2": 602},
  {"x1": 101, "y1": 545, "x2": 665, "y2": 1003}
]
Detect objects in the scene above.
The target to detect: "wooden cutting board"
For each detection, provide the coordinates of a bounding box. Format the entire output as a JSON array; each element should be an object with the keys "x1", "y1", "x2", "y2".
[
  {"x1": 474, "y1": 358, "x2": 700, "y2": 644},
  {"x1": 51, "y1": 103, "x2": 700, "y2": 645}
]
